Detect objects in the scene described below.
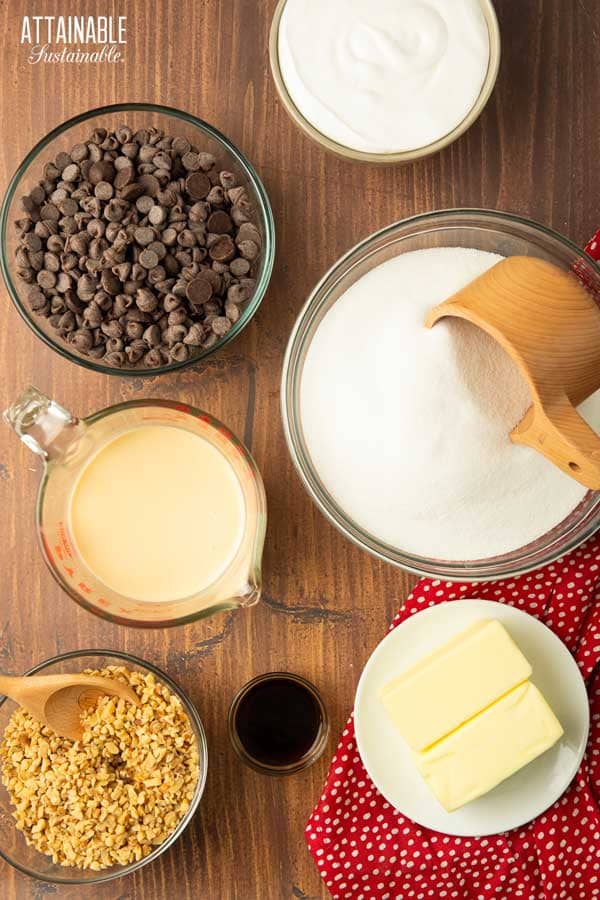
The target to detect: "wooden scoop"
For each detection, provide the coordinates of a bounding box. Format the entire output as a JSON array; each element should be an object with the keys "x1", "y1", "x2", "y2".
[
  {"x1": 0, "y1": 673, "x2": 141, "y2": 741},
  {"x1": 425, "y1": 256, "x2": 600, "y2": 489}
]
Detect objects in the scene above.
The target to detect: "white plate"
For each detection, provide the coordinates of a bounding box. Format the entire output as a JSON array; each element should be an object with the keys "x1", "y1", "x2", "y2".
[{"x1": 354, "y1": 599, "x2": 590, "y2": 836}]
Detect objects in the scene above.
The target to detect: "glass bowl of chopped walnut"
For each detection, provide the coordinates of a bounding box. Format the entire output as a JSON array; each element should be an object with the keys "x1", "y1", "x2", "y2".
[
  {"x1": 0, "y1": 649, "x2": 207, "y2": 883},
  {"x1": 0, "y1": 103, "x2": 275, "y2": 375}
]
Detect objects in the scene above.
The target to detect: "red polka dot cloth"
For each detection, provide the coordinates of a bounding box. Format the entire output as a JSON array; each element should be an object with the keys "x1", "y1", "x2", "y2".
[
  {"x1": 585, "y1": 230, "x2": 600, "y2": 261},
  {"x1": 306, "y1": 535, "x2": 600, "y2": 899}
]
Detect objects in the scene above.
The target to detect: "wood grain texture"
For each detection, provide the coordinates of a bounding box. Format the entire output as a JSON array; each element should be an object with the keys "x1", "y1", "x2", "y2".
[{"x1": 0, "y1": 1, "x2": 598, "y2": 897}]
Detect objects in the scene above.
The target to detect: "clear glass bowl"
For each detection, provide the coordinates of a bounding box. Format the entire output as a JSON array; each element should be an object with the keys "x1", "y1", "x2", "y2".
[
  {"x1": 269, "y1": 0, "x2": 501, "y2": 164},
  {"x1": 0, "y1": 649, "x2": 208, "y2": 884},
  {"x1": 0, "y1": 102, "x2": 275, "y2": 376},
  {"x1": 281, "y1": 209, "x2": 600, "y2": 581}
]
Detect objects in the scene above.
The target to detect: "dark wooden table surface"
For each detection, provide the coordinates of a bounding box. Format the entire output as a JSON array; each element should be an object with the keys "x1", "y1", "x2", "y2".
[{"x1": 0, "y1": 1, "x2": 598, "y2": 897}]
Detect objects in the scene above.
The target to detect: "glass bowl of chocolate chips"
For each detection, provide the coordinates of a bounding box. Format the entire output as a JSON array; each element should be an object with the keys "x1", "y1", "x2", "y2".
[{"x1": 0, "y1": 103, "x2": 275, "y2": 374}]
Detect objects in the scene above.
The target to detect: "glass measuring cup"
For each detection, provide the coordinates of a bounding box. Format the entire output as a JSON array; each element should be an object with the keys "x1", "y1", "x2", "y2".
[{"x1": 4, "y1": 387, "x2": 267, "y2": 627}]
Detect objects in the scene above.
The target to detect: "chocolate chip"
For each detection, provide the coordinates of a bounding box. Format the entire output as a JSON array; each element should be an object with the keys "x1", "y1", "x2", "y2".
[
  {"x1": 104, "y1": 350, "x2": 125, "y2": 367},
  {"x1": 177, "y1": 229, "x2": 196, "y2": 248},
  {"x1": 101, "y1": 268, "x2": 121, "y2": 296},
  {"x1": 198, "y1": 152, "x2": 216, "y2": 171},
  {"x1": 62, "y1": 163, "x2": 80, "y2": 182},
  {"x1": 30, "y1": 185, "x2": 46, "y2": 205},
  {"x1": 55, "y1": 151, "x2": 73, "y2": 171},
  {"x1": 94, "y1": 181, "x2": 114, "y2": 201},
  {"x1": 182, "y1": 151, "x2": 201, "y2": 171},
  {"x1": 238, "y1": 239, "x2": 259, "y2": 261},
  {"x1": 58, "y1": 311, "x2": 76, "y2": 332},
  {"x1": 121, "y1": 142, "x2": 139, "y2": 160},
  {"x1": 87, "y1": 219, "x2": 105, "y2": 240},
  {"x1": 106, "y1": 337, "x2": 124, "y2": 353},
  {"x1": 134, "y1": 226, "x2": 155, "y2": 247},
  {"x1": 207, "y1": 211, "x2": 233, "y2": 234},
  {"x1": 170, "y1": 342, "x2": 189, "y2": 362},
  {"x1": 209, "y1": 235, "x2": 236, "y2": 263},
  {"x1": 172, "y1": 137, "x2": 191, "y2": 155},
  {"x1": 225, "y1": 301, "x2": 240, "y2": 323},
  {"x1": 168, "y1": 307, "x2": 187, "y2": 326},
  {"x1": 56, "y1": 272, "x2": 72, "y2": 293},
  {"x1": 162, "y1": 325, "x2": 185, "y2": 347},
  {"x1": 113, "y1": 165, "x2": 136, "y2": 190},
  {"x1": 207, "y1": 185, "x2": 225, "y2": 206},
  {"x1": 40, "y1": 204, "x2": 60, "y2": 222},
  {"x1": 70, "y1": 143, "x2": 89, "y2": 163},
  {"x1": 148, "y1": 241, "x2": 166, "y2": 260},
  {"x1": 126, "y1": 340, "x2": 147, "y2": 364},
  {"x1": 230, "y1": 257, "x2": 251, "y2": 277},
  {"x1": 37, "y1": 270, "x2": 56, "y2": 290},
  {"x1": 136, "y1": 288, "x2": 158, "y2": 312},
  {"x1": 59, "y1": 198, "x2": 79, "y2": 216},
  {"x1": 101, "y1": 320, "x2": 123, "y2": 339},
  {"x1": 23, "y1": 233, "x2": 42, "y2": 253},
  {"x1": 72, "y1": 328, "x2": 94, "y2": 351},
  {"x1": 89, "y1": 160, "x2": 116, "y2": 185},
  {"x1": 148, "y1": 205, "x2": 167, "y2": 226},
  {"x1": 83, "y1": 301, "x2": 103, "y2": 327},
  {"x1": 227, "y1": 283, "x2": 250, "y2": 305},
  {"x1": 44, "y1": 162, "x2": 61, "y2": 180},
  {"x1": 138, "y1": 174, "x2": 160, "y2": 197},
  {"x1": 183, "y1": 323, "x2": 205, "y2": 345},
  {"x1": 185, "y1": 279, "x2": 211, "y2": 310},
  {"x1": 116, "y1": 125, "x2": 133, "y2": 144},
  {"x1": 143, "y1": 324, "x2": 162, "y2": 347},
  {"x1": 144, "y1": 348, "x2": 164, "y2": 367},
  {"x1": 185, "y1": 172, "x2": 211, "y2": 200},
  {"x1": 43, "y1": 251, "x2": 60, "y2": 272},
  {"x1": 162, "y1": 227, "x2": 178, "y2": 246},
  {"x1": 120, "y1": 182, "x2": 146, "y2": 201},
  {"x1": 77, "y1": 274, "x2": 98, "y2": 301},
  {"x1": 139, "y1": 248, "x2": 159, "y2": 269},
  {"x1": 211, "y1": 316, "x2": 232, "y2": 337}
]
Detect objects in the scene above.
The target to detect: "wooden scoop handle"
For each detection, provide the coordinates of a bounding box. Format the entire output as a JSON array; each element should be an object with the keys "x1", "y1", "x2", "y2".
[{"x1": 512, "y1": 395, "x2": 600, "y2": 489}]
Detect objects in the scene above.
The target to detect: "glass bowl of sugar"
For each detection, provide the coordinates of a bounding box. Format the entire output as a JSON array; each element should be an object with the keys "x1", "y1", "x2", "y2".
[{"x1": 281, "y1": 209, "x2": 600, "y2": 581}]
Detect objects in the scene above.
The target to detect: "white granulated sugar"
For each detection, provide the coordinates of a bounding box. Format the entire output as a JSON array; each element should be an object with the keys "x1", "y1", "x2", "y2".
[{"x1": 300, "y1": 247, "x2": 600, "y2": 560}]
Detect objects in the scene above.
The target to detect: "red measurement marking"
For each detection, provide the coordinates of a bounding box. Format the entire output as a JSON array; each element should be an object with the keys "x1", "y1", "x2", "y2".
[
  {"x1": 57, "y1": 521, "x2": 73, "y2": 559},
  {"x1": 63, "y1": 566, "x2": 74, "y2": 578},
  {"x1": 97, "y1": 598, "x2": 110, "y2": 607},
  {"x1": 54, "y1": 544, "x2": 64, "y2": 561},
  {"x1": 175, "y1": 403, "x2": 190, "y2": 414},
  {"x1": 77, "y1": 582, "x2": 92, "y2": 594}
]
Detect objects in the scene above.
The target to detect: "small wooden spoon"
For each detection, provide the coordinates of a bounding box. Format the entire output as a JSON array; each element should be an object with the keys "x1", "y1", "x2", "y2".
[
  {"x1": 0, "y1": 673, "x2": 141, "y2": 741},
  {"x1": 425, "y1": 256, "x2": 600, "y2": 489}
]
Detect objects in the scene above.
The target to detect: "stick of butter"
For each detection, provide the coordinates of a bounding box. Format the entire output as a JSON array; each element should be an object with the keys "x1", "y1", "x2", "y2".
[
  {"x1": 379, "y1": 619, "x2": 532, "y2": 751},
  {"x1": 414, "y1": 681, "x2": 563, "y2": 811}
]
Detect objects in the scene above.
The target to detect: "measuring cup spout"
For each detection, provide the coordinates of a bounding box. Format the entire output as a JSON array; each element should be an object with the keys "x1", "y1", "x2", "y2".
[{"x1": 3, "y1": 385, "x2": 82, "y2": 461}]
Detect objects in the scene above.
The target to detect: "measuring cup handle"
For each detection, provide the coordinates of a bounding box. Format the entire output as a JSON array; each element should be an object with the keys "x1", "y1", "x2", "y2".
[
  {"x1": 3, "y1": 385, "x2": 79, "y2": 460},
  {"x1": 511, "y1": 395, "x2": 600, "y2": 490}
]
